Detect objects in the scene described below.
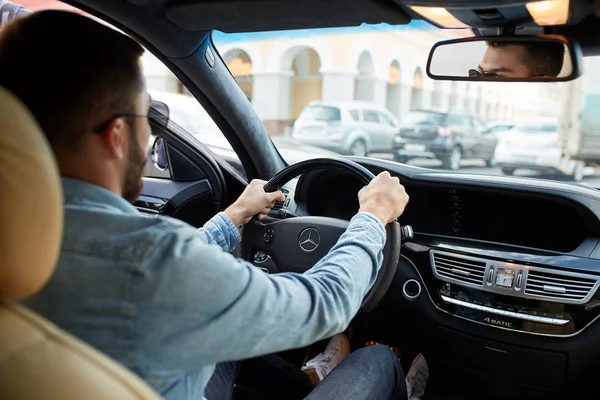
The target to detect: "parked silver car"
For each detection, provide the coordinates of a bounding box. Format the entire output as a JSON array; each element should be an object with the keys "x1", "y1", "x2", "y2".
[{"x1": 291, "y1": 101, "x2": 400, "y2": 156}]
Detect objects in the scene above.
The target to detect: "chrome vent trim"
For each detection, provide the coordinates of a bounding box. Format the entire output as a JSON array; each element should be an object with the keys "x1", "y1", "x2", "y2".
[
  {"x1": 432, "y1": 253, "x2": 486, "y2": 286},
  {"x1": 525, "y1": 270, "x2": 596, "y2": 302},
  {"x1": 430, "y1": 250, "x2": 600, "y2": 305}
]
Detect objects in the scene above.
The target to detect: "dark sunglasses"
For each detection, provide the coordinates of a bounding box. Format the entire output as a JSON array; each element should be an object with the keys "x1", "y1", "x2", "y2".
[
  {"x1": 91, "y1": 100, "x2": 170, "y2": 133},
  {"x1": 468, "y1": 69, "x2": 499, "y2": 78}
]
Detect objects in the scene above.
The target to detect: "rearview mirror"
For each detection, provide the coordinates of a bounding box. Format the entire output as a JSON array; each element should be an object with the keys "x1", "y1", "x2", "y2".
[{"x1": 427, "y1": 35, "x2": 582, "y2": 82}]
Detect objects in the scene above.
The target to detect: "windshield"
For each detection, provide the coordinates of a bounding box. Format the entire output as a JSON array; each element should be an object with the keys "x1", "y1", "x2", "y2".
[
  {"x1": 213, "y1": 22, "x2": 600, "y2": 185},
  {"x1": 402, "y1": 111, "x2": 445, "y2": 126}
]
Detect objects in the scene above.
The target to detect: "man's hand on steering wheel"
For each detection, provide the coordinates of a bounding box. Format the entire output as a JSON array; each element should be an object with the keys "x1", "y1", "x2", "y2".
[
  {"x1": 237, "y1": 158, "x2": 409, "y2": 312},
  {"x1": 358, "y1": 171, "x2": 409, "y2": 225},
  {"x1": 225, "y1": 179, "x2": 286, "y2": 226}
]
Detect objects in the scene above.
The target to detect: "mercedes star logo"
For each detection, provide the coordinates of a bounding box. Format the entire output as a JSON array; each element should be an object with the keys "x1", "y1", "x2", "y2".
[{"x1": 298, "y1": 228, "x2": 320, "y2": 252}]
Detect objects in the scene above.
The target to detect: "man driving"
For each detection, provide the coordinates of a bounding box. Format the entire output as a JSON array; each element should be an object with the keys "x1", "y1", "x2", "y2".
[
  {"x1": 472, "y1": 40, "x2": 565, "y2": 78},
  {"x1": 0, "y1": 10, "x2": 413, "y2": 400}
]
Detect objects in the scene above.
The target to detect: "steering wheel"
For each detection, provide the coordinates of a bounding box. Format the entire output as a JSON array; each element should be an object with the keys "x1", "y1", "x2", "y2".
[{"x1": 251, "y1": 158, "x2": 401, "y2": 313}]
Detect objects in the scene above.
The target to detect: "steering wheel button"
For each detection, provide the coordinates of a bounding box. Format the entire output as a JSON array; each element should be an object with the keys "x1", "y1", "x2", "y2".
[{"x1": 262, "y1": 228, "x2": 275, "y2": 245}]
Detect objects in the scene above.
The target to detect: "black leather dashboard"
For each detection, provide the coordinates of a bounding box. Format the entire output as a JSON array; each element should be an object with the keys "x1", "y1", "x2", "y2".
[{"x1": 294, "y1": 158, "x2": 600, "y2": 256}]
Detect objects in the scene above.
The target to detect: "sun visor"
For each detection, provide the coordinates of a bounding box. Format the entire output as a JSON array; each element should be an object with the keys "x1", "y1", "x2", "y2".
[{"x1": 166, "y1": 0, "x2": 410, "y2": 33}]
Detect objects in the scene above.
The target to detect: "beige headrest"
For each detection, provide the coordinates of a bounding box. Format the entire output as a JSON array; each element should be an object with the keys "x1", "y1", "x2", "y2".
[{"x1": 0, "y1": 86, "x2": 63, "y2": 299}]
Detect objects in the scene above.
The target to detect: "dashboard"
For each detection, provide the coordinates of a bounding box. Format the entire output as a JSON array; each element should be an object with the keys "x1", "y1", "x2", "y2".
[
  {"x1": 268, "y1": 161, "x2": 600, "y2": 399},
  {"x1": 300, "y1": 169, "x2": 598, "y2": 253}
]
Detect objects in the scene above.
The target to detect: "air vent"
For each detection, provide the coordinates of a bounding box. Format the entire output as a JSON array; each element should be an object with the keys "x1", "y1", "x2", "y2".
[
  {"x1": 432, "y1": 253, "x2": 487, "y2": 286},
  {"x1": 525, "y1": 270, "x2": 597, "y2": 302},
  {"x1": 273, "y1": 198, "x2": 285, "y2": 210}
]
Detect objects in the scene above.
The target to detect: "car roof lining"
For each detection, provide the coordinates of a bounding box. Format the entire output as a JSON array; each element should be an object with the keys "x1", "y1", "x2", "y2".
[{"x1": 65, "y1": 0, "x2": 600, "y2": 57}]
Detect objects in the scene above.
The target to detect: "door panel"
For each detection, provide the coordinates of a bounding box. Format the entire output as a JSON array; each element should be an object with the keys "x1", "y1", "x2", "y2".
[{"x1": 141, "y1": 105, "x2": 227, "y2": 228}]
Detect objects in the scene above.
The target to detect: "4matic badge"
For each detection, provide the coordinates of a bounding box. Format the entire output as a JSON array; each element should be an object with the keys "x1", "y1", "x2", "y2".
[{"x1": 484, "y1": 317, "x2": 513, "y2": 328}]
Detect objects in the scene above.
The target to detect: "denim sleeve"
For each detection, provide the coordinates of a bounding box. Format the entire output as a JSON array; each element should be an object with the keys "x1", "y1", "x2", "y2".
[
  {"x1": 197, "y1": 211, "x2": 241, "y2": 253},
  {"x1": 138, "y1": 212, "x2": 386, "y2": 368}
]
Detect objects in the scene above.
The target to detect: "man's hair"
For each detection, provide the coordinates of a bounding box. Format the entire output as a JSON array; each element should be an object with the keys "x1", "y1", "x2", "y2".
[
  {"x1": 0, "y1": 10, "x2": 144, "y2": 148},
  {"x1": 486, "y1": 40, "x2": 565, "y2": 77}
]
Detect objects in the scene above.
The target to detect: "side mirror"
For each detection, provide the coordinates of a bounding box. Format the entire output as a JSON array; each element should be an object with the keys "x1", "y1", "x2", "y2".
[
  {"x1": 151, "y1": 137, "x2": 169, "y2": 171},
  {"x1": 427, "y1": 35, "x2": 582, "y2": 82}
]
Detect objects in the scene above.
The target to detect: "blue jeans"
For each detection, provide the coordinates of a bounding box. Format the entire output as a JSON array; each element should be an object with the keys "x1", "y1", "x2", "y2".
[{"x1": 205, "y1": 345, "x2": 407, "y2": 400}]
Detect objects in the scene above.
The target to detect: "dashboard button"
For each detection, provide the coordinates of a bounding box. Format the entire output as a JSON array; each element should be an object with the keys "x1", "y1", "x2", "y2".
[
  {"x1": 254, "y1": 251, "x2": 270, "y2": 264},
  {"x1": 449, "y1": 198, "x2": 462, "y2": 206},
  {"x1": 450, "y1": 210, "x2": 462, "y2": 217}
]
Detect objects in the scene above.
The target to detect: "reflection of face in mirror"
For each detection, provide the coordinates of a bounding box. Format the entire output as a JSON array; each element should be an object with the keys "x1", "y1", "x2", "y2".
[{"x1": 475, "y1": 41, "x2": 565, "y2": 78}]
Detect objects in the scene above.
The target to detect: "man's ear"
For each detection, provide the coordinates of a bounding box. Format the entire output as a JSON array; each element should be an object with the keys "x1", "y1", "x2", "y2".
[{"x1": 97, "y1": 117, "x2": 127, "y2": 160}]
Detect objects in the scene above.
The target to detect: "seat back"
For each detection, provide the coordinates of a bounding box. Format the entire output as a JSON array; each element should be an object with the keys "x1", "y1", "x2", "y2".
[{"x1": 0, "y1": 86, "x2": 163, "y2": 400}]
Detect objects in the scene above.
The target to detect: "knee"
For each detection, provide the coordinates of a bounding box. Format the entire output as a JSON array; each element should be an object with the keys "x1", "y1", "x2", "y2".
[
  {"x1": 354, "y1": 345, "x2": 404, "y2": 376},
  {"x1": 359, "y1": 344, "x2": 396, "y2": 359}
]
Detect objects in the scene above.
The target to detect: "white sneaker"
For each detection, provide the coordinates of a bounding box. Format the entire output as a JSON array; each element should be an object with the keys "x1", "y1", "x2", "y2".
[
  {"x1": 301, "y1": 333, "x2": 350, "y2": 382},
  {"x1": 405, "y1": 353, "x2": 429, "y2": 400}
]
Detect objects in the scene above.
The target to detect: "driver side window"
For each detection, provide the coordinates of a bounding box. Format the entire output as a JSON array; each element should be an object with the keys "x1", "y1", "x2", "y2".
[{"x1": 140, "y1": 50, "x2": 241, "y2": 178}]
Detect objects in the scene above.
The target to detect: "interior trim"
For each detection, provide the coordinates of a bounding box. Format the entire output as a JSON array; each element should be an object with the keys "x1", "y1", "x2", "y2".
[{"x1": 430, "y1": 250, "x2": 600, "y2": 305}]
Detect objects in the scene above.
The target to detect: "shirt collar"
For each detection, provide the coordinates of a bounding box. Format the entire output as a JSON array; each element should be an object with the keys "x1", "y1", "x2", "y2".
[{"x1": 61, "y1": 177, "x2": 138, "y2": 215}]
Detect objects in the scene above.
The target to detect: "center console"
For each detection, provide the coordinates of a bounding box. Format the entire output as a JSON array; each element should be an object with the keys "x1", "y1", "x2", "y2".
[{"x1": 427, "y1": 250, "x2": 600, "y2": 336}]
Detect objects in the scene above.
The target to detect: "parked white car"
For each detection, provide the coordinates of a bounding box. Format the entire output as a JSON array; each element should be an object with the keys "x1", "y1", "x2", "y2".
[
  {"x1": 292, "y1": 101, "x2": 400, "y2": 156},
  {"x1": 495, "y1": 118, "x2": 585, "y2": 181},
  {"x1": 148, "y1": 90, "x2": 338, "y2": 164}
]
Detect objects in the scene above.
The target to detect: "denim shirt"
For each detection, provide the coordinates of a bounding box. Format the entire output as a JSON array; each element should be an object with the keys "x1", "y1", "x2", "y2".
[{"x1": 22, "y1": 178, "x2": 386, "y2": 400}]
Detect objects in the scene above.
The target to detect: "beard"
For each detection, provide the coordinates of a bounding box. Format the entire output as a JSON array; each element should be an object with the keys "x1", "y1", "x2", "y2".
[{"x1": 122, "y1": 120, "x2": 147, "y2": 203}]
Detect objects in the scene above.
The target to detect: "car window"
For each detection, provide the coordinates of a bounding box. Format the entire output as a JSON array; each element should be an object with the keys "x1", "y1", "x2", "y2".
[
  {"x1": 515, "y1": 122, "x2": 557, "y2": 133},
  {"x1": 136, "y1": 50, "x2": 236, "y2": 177},
  {"x1": 488, "y1": 125, "x2": 514, "y2": 132},
  {"x1": 402, "y1": 112, "x2": 445, "y2": 126},
  {"x1": 298, "y1": 105, "x2": 341, "y2": 122},
  {"x1": 446, "y1": 115, "x2": 470, "y2": 127},
  {"x1": 362, "y1": 110, "x2": 379, "y2": 123},
  {"x1": 349, "y1": 109, "x2": 360, "y2": 121},
  {"x1": 472, "y1": 118, "x2": 486, "y2": 129},
  {"x1": 377, "y1": 112, "x2": 395, "y2": 126}
]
